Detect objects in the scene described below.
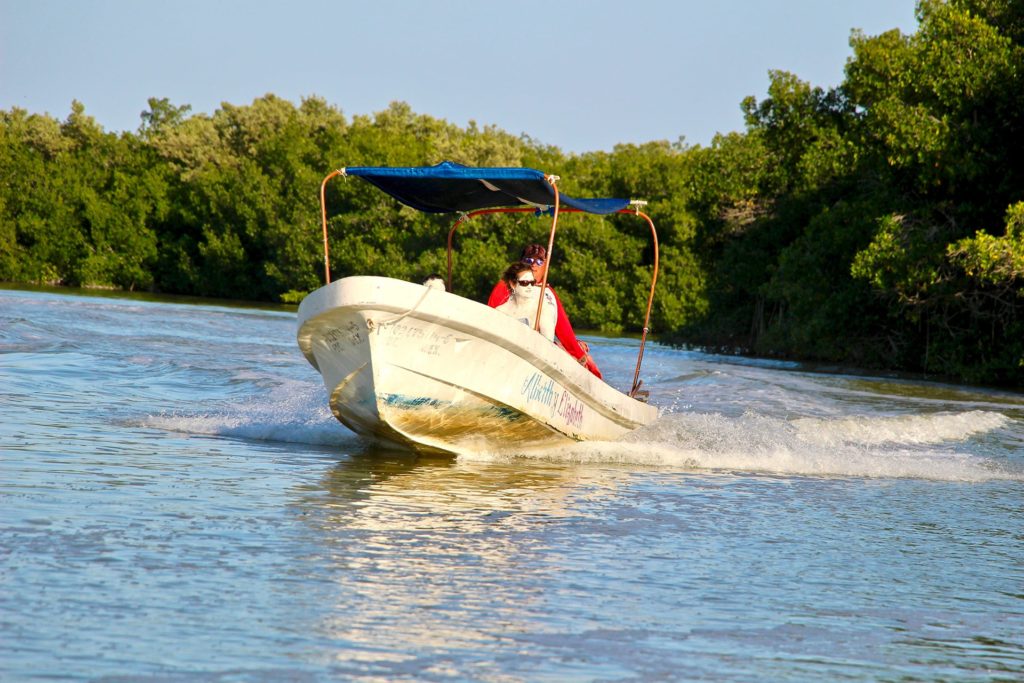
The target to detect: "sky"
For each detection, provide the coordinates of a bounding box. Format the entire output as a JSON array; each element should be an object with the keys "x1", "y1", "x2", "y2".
[{"x1": 1, "y1": 0, "x2": 918, "y2": 153}]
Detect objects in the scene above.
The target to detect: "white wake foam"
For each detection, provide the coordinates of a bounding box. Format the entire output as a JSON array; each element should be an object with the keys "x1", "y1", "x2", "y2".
[
  {"x1": 138, "y1": 380, "x2": 359, "y2": 447},
  {"x1": 791, "y1": 411, "x2": 1010, "y2": 446},
  {"x1": 139, "y1": 381, "x2": 1020, "y2": 482},
  {"x1": 464, "y1": 411, "x2": 1021, "y2": 482}
]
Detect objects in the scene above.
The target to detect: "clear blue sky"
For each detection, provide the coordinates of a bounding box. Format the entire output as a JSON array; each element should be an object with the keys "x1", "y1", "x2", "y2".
[{"x1": 1, "y1": 0, "x2": 917, "y2": 153}]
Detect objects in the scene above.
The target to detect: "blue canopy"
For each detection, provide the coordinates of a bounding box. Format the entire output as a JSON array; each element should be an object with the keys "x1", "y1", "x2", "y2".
[{"x1": 342, "y1": 161, "x2": 630, "y2": 215}]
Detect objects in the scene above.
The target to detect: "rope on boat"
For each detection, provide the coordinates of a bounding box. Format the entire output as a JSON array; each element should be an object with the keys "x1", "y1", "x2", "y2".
[{"x1": 370, "y1": 283, "x2": 438, "y2": 331}]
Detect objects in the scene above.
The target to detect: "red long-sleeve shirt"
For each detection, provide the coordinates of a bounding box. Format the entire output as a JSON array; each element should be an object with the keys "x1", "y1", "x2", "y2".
[{"x1": 487, "y1": 281, "x2": 601, "y2": 378}]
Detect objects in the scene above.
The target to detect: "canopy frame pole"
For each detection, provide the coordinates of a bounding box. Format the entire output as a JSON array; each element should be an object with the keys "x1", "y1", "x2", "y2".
[
  {"x1": 321, "y1": 166, "x2": 658, "y2": 398},
  {"x1": 445, "y1": 208, "x2": 537, "y2": 292},
  {"x1": 534, "y1": 176, "x2": 561, "y2": 333},
  {"x1": 444, "y1": 204, "x2": 659, "y2": 399},
  {"x1": 629, "y1": 208, "x2": 659, "y2": 399},
  {"x1": 319, "y1": 169, "x2": 345, "y2": 285}
]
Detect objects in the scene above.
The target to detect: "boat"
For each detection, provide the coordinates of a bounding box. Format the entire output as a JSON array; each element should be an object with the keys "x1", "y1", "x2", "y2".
[{"x1": 296, "y1": 162, "x2": 660, "y2": 455}]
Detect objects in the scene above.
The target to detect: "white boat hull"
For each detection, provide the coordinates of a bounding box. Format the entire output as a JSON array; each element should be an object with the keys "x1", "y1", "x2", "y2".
[{"x1": 297, "y1": 276, "x2": 658, "y2": 455}]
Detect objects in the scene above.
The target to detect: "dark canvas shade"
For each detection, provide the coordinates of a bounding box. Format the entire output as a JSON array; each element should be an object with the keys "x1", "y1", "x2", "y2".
[{"x1": 343, "y1": 161, "x2": 631, "y2": 215}]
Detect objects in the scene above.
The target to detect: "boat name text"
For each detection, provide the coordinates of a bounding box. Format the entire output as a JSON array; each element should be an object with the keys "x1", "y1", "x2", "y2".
[{"x1": 520, "y1": 372, "x2": 584, "y2": 428}]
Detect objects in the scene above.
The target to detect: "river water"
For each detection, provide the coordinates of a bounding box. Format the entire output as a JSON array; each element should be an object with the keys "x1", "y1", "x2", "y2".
[{"x1": 2, "y1": 285, "x2": 1023, "y2": 682}]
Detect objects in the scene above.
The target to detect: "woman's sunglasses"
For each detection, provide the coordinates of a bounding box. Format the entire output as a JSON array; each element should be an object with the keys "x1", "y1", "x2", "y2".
[
  {"x1": 521, "y1": 257, "x2": 545, "y2": 266},
  {"x1": 516, "y1": 279, "x2": 537, "y2": 287}
]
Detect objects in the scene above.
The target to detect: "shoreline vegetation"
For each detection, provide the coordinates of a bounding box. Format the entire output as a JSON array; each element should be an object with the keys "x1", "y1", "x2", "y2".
[{"x1": 2, "y1": 0, "x2": 1022, "y2": 387}]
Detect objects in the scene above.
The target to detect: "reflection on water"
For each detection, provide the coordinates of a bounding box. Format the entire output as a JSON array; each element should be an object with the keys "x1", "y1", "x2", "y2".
[
  {"x1": 296, "y1": 450, "x2": 628, "y2": 671},
  {"x1": 313, "y1": 449, "x2": 588, "y2": 522}
]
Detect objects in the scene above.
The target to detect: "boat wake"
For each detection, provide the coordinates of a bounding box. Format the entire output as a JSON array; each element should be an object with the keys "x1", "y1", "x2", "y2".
[
  {"x1": 136, "y1": 379, "x2": 1021, "y2": 482},
  {"x1": 136, "y1": 380, "x2": 359, "y2": 447},
  {"x1": 465, "y1": 410, "x2": 1022, "y2": 482}
]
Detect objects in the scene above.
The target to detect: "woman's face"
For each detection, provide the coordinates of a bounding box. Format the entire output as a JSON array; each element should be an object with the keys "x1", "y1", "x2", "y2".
[
  {"x1": 514, "y1": 269, "x2": 535, "y2": 290},
  {"x1": 528, "y1": 260, "x2": 548, "y2": 280}
]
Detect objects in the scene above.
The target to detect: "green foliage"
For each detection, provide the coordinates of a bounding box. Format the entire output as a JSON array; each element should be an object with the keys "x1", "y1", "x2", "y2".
[
  {"x1": 676, "y1": 0, "x2": 1024, "y2": 385},
  {"x1": 0, "y1": 104, "x2": 161, "y2": 289},
  {"x1": 0, "y1": 94, "x2": 690, "y2": 336},
  {"x1": 948, "y1": 202, "x2": 1024, "y2": 285}
]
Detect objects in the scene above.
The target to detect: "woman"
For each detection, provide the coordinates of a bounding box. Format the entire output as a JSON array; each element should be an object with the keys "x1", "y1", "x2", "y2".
[
  {"x1": 488, "y1": 244, "x2": 602, "y2": 379},
  {"x1": 494, "y1": 262, "x2": 558, "y2": 342}
]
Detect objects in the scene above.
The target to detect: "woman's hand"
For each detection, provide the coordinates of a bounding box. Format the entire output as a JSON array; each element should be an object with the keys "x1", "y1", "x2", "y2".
[{"x1": 576, "y1": 341, "x2": 602, "y2": 379}]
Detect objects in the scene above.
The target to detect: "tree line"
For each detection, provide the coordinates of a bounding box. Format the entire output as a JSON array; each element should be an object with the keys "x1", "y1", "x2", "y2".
[{"x1": 2, "y1": 0, "x2": 1021, "y2": 386}]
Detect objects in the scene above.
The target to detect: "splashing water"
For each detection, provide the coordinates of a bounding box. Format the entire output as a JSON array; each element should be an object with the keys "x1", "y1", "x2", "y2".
[
  {"x1": 136, "y1": 379, "x2": 359, "y2": 448},
  {"x1": 463, "y1": 410, "x2": 1019, "y2": 482}
]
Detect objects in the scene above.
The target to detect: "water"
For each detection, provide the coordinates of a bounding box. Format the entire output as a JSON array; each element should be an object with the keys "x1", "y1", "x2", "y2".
[{"x1": 2, "y1": 285, "x2": 1023, "y2": 682}]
